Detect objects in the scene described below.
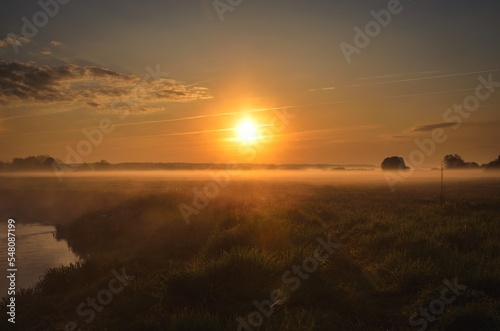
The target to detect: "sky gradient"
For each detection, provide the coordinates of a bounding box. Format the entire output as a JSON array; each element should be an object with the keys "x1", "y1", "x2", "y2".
[{"x1": 1, "y1": 0, "x2": 500, "y2": 167}]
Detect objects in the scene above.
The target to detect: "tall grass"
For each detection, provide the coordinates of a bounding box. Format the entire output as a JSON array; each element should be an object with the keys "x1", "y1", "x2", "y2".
[{"x1": 1, "y1": 180, "x2": 499, "y2": 330}]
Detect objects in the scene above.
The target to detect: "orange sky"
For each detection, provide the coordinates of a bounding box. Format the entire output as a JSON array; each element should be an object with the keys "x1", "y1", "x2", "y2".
[{"x1": 1, "y1": 1, "x2": 500, "y2": 167}]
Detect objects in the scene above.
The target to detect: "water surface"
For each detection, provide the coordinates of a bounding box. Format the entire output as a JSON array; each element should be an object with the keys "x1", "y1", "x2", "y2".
[{"x1": 0, "y1": 223, "x2": 77, "y2": 295}]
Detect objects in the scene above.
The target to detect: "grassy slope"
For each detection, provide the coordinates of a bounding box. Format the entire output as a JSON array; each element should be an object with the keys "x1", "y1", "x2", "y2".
[{"x1": 1, "y1": 180, "x2": 500, "y2": 330}]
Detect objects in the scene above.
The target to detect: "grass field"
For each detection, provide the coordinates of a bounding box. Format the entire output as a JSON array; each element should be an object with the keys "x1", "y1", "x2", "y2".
[{"x1": 1, "y1": 171, "x2": 500, "y2": 330}]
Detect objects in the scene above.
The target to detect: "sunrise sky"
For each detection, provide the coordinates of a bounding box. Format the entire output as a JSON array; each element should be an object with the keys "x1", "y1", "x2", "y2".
[{"x1": 1, "y1": 0, "x2": 499, "y2": 167}]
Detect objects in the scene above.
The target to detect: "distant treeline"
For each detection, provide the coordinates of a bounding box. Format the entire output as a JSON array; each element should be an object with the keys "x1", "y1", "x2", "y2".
[
  {"x1": 3, "y1": 154, "x2": 499, "y2": 172},
  {"x1": 0, "y1": 155, "x2": 57, "y2": 170},
  {"x1": 0, "y1": 155, "x2": 376, "y2": 172},
  {"x1": 381, "y1": 154, "x2": 500, "y2": 171},
  {"x1": 442, "y1": 154, "x2": 500, "y2": 170}
]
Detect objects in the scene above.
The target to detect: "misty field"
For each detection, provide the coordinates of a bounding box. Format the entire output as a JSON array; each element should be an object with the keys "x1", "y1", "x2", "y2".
[{"x1": 1, "y1": 171, "x2": 500, "y2": 331}]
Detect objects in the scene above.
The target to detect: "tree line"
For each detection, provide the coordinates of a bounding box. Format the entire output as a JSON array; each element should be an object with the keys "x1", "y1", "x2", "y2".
[
  {"x1": 381, "y1": 154, "x2": 500, "y2": 171},
  {"x1": 0, "y1": 155, "x2": 111, "y2": 171}
]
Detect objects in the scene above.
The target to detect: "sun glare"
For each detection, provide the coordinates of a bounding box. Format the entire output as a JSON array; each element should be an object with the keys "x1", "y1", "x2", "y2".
[{"x1": 236, "y1": 119, "x2": 258, "y2": 144}]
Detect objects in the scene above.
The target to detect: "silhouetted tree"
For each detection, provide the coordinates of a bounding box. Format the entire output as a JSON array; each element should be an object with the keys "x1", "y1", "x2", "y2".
[
  {"x1": 94, "y1": 159, "x2": 111, "y2": 170},
  {"x1": 11, "y1": 155, "x2": 57, "y2": 170},
  {"x1": 444, "y1": 154, "x2": 479, "y2": 169},
  {"x1": 381, "y1": 156, "x2": 410, "y2": 171},
  {"x1": 42, "y1": 156, "x2": 55, "y2": 167},
  {"x1": 12, "y1": 157, "x2": 27, "y2": 169},
  {"x1": 79, "y1": 163, "x2": 92, "y2": 171},
  {"x1": 465, "y1": 162, "x2": 480, "y2": 168},
  {"x1": 484, "y1": 155, "x2": 500, "y2": 170},
  {"x1": 444, "y1": 154, "x2": 466, "y2": 169}
]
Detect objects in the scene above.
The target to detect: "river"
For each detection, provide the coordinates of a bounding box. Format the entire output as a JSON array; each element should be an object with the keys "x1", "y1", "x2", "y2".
[{"x1": 0, "y1": 222, "x2": 78, "y2": 296}]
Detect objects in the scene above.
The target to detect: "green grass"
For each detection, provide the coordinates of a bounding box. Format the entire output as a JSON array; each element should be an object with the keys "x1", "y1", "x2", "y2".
[{"x1": 1, "y1": 178, "x2": 500, "y2": 330}]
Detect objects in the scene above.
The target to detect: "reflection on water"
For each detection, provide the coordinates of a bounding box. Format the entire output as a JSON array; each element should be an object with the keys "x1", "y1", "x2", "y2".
[{"x1": 0, "y1": 223, "x2": 77, "y2": 293}]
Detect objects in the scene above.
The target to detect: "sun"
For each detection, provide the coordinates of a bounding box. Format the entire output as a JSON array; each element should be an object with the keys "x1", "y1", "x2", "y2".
[{"x1": 236, "y1": 119, "x2": 258, "y2": 144}]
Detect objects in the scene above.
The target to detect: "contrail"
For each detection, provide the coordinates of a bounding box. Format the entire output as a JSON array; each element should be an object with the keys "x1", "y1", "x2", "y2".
[
  {"x1": 349, "y1": 69, "x2": 500, "y2": 87},
  {"x1": 6, "y1": 100, "x2": 356, "y2": 137},
  {"x1": 0, "y1": 109, "x2": 67, "y2": 123},
  {"x1": 381, "y1": 88, "x2": 475, "y2": 99},
  {"x1": 113, "y1": 108, "x2": 271, "y2": 129}
]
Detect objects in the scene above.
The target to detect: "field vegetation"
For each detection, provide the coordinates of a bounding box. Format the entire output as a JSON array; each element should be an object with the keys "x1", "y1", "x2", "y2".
[{"x1": 1, "y1": 172, "x2": 499, "y2": 330}]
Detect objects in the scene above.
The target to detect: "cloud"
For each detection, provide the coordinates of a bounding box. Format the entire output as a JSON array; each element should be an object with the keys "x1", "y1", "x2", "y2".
[
  {"x1": 357, "y1": 70, "x2": 442, "y2": 82},
  {"x1": 382, "y1": 88, "x2": 474, "y2": 100},
  {"x1": 398, "y1": 119, "x2": 499, "y2": 135},
  {"x1": 350, "y1": 68, "x2": 500, "y2": 88},
  {"x1": 379, "y1": 134, "x2": 412, "y2": 143},
  {"x1": 50, "y1": 41, "x2": 62, "y2": 47},
  {"x1": 0, "y1": 61, "x2": 212, "y2": 113},
  {"x1": 0, "y1": 35, "x2": 31, "y2": 48},
  {"x1": 409, "y1": 122, "x2": 457, "y2": 132},
  {"x1": 308, "y1": 86, "x2": 336, "y2": 92},
  {"x1": 384, "y1": 119, "x2": 499, "y2": 143}
]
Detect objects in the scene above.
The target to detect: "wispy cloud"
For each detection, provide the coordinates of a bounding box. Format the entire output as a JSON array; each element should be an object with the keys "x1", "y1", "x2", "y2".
[
  {"x1": 410, "y1": 122, "x2": 458, "y2": 132},
  {"x1": 0, "y1": 35, "x2": 31, "y2": 49},
  {"x1": 406, "y1": 119, "x2": 500, "y2": 133},
  {"x1": 40, "y1": 48, "x2": 52, "y2": 56},
  {"x1": 350, "y1": 68, "x2": 500, "y2": 87},
  {"x1": 0, "y1": 109, "x2": 68, "y2": 123},
  {"x1": 381, "y1": 88, "x2": 475, "y2": 100},
  {"x1": 308, "y1": 86, "x2": 336, "y2": 92},
  {"x1": 0, "y1": 61, "x2": 212, "y2": 113},
  {"x1": 357, "y1": 70, "x2": 442, "y2": 81},
  {"x1": 379, "y1": 134, "x2": 413, "y2": 143}
]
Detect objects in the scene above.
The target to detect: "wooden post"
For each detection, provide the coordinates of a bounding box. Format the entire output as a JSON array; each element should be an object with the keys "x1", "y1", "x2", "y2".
[{"x1": 440, "y1": 161, "x2": 445, "y2": 206}]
